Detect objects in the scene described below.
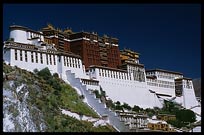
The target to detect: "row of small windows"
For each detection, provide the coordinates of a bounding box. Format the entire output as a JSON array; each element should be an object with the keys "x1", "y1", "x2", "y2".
[
  {"x1": 147, "y1": 82, "x2": 158, "y2": 87},
  {"x1": 132, "y1": 70, "x2": 145, "y2": 82},
  {"x1": 63, "y1": 56, "x2": 81, "y2": 68},
  {"x1": 28, "y1": 32, "x2": 42, "y2": 39},
  {"x1": 158, "y1": 84, "x2": 174, "y2": 89},
  {"x1": 147, "y1": 72, "x2": 183, "y2": 80},
  {"x1": 183, "y1": 85, "x2": 192, "y2": 89},
  {"x1": 158, "y1": 80, "x2": 174, "y2": 85},
  {"x1": 157, "y1": 72, "x2": 182, "y2": 78},
  {"x1": 147, "y1": 79, "x2": 174, "y2": 85},
  {"x1": 14, "y1": 49, "x2": 56, "y2": 65},
  {"x1": 185, "y1": 81, "x2": 192, "y2": 86},
  {"x1": 146, "y1": 72, "x2": 155, "y2": 76},
  {"x1": 147, "y1": 82, "x2": 174, "y2": 89},
  {"x1": 82, "y1": 80, "x2": 99, "y2": 86},
  {"x1": 158, "y1": 75, "x2": 175, "y2": 80},
  {"x1": 128, "y1": 66, "x2": 144, "y2": 73},
  {"x1": 157, "y1": 73, "x2": 183, "y2": 80},
  {"x1": 14, "y1": 44, "x2": 35, "y2": 49},
  {"x1": 98, "y1": 69, "x2": 130, "y2": 80},
  {"x1": 44, "y1": 38, "x2": 52, "y2": 44},
  {"x1": 146, "y1": 78, "x2": 157, "y2": 83}
]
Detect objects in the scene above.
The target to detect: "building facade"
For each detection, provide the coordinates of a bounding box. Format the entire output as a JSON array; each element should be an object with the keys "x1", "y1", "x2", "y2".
[
  {"x1": 41, "y1": 24, "x2": 71, "y2": 53},
  {"x1": 69, "y1": 32, "x2": 121, "y2": 69},
  {"x1": 3, "y1": 24, "x2": 200, "y2": 112}
]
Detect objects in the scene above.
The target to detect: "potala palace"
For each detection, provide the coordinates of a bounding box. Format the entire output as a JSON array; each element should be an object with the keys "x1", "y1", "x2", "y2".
[{"x1": 3, "y1": 24, "x2": 200, "y2": 116}]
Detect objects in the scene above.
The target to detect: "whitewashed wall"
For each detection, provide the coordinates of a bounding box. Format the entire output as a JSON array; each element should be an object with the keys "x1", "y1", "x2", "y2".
[
  {"x1": 8, "y1": 49, "x2": 58, "y2": 74},
  {"x1": 10, "y1": 30, "x2": 28, "y2": 44},
  {"x1": 182, "y1": 80, "x2": 199, "y2": 109},
  {"x1": 84, "y1": 84, "x2": 100, "y2": 91},
  {"x1": 10, "y1": 29, "x2": 43, "y2": 46},
  {"x1": 147, "y1": 85, "x2": 176, "y2": 97},
  {"x1": 3, "y1": 49, "x2": 11, "y2": 64},
  {"x1": 89, "y1": 67, "x2": 163, "y2": 109},
  {"x1": 60, "y1": 56, "x2": 88, "y2": 79}
]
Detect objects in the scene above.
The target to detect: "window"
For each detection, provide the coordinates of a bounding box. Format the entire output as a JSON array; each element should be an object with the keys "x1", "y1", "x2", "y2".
[
  {"x1": 25, "y1": 51, "x2": 27, "y2": 62},
  {"x1": 20, "y1": 50, "x2": 23, "y2": 61},
  {"x1": 46, "y1": 54, "x2": 49, "y2": 65},
  {"x1": 50, "y1": 54, "x2": 52, "y2": 65},
  {"x1": 78, "y1": 59, "x2": 80, "y2": 68},
  {"x1": 35, "y1": 52, "x2": 38, "y2": 63},
  {"x1": 72, "y1": 58, "x2": 75, "y2": 67},
  {"x1": 40, "y1": 53, "x2": 43, "y2": 64},
  {"x1": 72, "y1": 58, "x2": 74, "y2": 64},
  {"x1": 99, "y1": 70, "x2": 101, "y2": 76},
  {"x1": 69, "y1": 58, "x2": 72, "y2": 67},
  {"x1": 64, "y1": 56, "x2": 66, "y2": 66},
  {"x1": 53, "y1": 55, "x2": 56, "y2": 65},
  {"x1": 31, "y1": 52, "x2": 34, "y2": 63},
  {"x1": 67, "y1": 57, "x2": 69, "y2": 67},
  {"x1": 75, "y1": 59, "x2": 78, "y2": 68}
]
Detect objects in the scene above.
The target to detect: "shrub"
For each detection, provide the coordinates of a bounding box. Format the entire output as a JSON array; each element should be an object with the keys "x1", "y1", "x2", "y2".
[
  {"x1": 53, "y1": 73, "x2": 59, "y2": 78},
  {"x1": 175, "y1": 109, "x2": 196, "y2": 123},
  {"x1": 115, "y1": 101, "x2": 121, "y2": 106},
  {"x1": 122, "y1": 102, "x2": 131, "y2": 110},
  {"x1": 115, "y1": 105, "x2": 123, "y2": 111},
  {"x1": 93, "y1": 90, "x2": 100, "y2": 98},
  {"x1": 33, "y1": 68, "x2": 39, "y2": 74},
  {"x1": 37, "y1": 67, "x2": 52, "y2": 80},
  {"x1": 132, "y1": 105, "x2": 140, "y2": 112}
]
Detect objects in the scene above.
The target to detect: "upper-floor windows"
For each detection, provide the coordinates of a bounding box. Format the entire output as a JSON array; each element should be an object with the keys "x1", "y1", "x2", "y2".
[
  {"x1": 40, "y1": 53, "x2": 43, "y2": 64},
  {"x1": 20, "y1": 50, "x2": 23, "y2": 61},
  {"x1": 15, "y1": 49, "x2": 18, "y2": 60},
  {"x1": 36, "y1": 52, "x2": 38, "y2": 63},
  {"x1": 25, "y1": 51, "x2": 28, "y2": 62},
  {"x1": 31, "y1": 52, "x2": 34, "y2": 63}
]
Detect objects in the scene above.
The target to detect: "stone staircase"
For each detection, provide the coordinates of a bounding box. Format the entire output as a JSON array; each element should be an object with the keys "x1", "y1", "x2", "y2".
[{"x1": 66, "y1": 70, "x2": 132, "y2": 132}]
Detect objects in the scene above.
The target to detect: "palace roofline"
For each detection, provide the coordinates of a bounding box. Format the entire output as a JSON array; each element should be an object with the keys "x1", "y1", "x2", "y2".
[
  {"x1": 89, "y1": 65, "x2": 127, "y2": 73},
  {"x1": 175, "y1": 77, "x2": 192, "y2": 80},
  {"x1": 10, "y1": 25, "x2": 42, "y2": 35},
  {"x1": 121, "y1": 61, "x2": 144, "y2": 67},
  {"x1": 146, "y1": 69, "x2": 183, "y2": 75}
]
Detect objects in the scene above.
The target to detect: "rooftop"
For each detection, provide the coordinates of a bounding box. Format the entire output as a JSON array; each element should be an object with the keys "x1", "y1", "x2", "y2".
[
  {"x1": 89, "y1": 65, "x2": 127, "y2": 73},
  {"x1": 10, "y1": 25, "x2": 42, "y2": 35},
  {"x1": 175, "y1": 77, "x2": 192, "y2": 81},
  {"x1": 146, "y1": 69, "x2": 183, "y2": 75}
]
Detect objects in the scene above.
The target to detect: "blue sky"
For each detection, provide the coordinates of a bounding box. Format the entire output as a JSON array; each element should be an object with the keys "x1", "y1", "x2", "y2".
[{"x1": 3, "y1": 4, "x2": 201, "y2": 79}]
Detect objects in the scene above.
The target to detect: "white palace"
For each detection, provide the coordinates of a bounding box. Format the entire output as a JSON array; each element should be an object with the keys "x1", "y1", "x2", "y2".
[{"x1": 3, "y1": 25, "x2": 200, "y2": 116}]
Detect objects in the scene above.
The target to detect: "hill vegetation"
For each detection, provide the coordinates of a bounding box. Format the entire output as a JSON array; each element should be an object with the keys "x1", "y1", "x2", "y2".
[{"x1": 3, "y1": 62, "x2": 116, "y2": 132}]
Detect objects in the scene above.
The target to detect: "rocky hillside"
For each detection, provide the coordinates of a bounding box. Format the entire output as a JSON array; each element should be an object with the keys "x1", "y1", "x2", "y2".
[
  {"x1": 192, "y1": 78, "x2": 201, "y2": 98},
  {"x1": 3, "y1": 62, "x2": 116, "y2": 132}
]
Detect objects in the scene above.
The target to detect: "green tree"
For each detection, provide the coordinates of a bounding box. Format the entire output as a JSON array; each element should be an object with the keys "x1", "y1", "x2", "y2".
[
  {"x1": 53, "y1": 73, "x2": 59, "y2": 78},
  {"x1": 167, "y1": 109, "x2": 196, "y2": 128},
  {"x1": 33, "y1": 68, "x2": 39, "y2": 74},
  {"x1": 115, "y1": 101, "x2": 120, "y2": 106},
  {"x1": 37, "y1": 67, "x2": 52, "y2": 80},
  {"x1": 115, "y1": 105, "x2": 123, "y2": 111},
  {"x1": 132, "y1": 105, "x2": 140, "y2": 112},
  {"x1": 93, "y1": 90, "x2": 100, "y2": 98},
  {"x1": 48, "y1": 78, "x2": 61, "y2": 91},
  {"x1": 122, "y1": 102, "x2": 131, "y2": 110},
  {"x1": 176, "y1": 109, "x2": 196, "y2": 123}
]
